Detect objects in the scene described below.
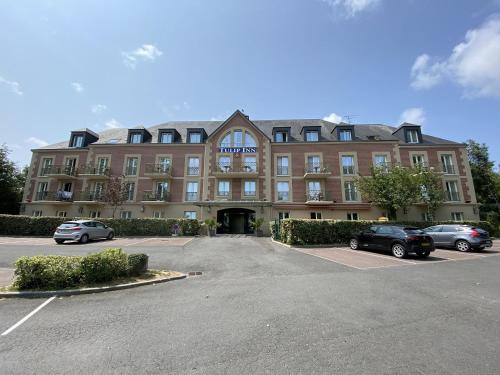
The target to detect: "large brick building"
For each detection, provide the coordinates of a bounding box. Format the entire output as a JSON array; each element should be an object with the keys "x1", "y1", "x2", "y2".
[{"x1": 22, "y1": 110, "x2": 478, "y2": 233}]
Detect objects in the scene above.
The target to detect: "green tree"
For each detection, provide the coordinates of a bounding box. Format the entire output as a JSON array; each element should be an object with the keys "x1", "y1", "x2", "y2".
[
  {"x1": 0, "y1": 145, "x2": 27, "y2": 214},
  {"x1": 102, "y1": 176, "x2": 128, "y2": 218},
  {"x1": 414, "y1": 165, "x2": 444, "y2": 220},
  {"x1": 357, "y1": 165, "x2": 421, "y2": 220}
]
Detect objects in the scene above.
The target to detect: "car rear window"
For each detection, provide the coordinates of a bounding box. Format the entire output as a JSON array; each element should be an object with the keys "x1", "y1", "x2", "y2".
[
  {"x1": 403, "y1": 228, "x2": 424, "y2": 234},
  {"x1": 59, "y1": 222, "x2": 79, "y2": 228}
]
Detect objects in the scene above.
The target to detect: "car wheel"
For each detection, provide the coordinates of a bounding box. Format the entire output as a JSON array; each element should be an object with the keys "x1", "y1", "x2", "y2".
[
  {"x1": 55, "y1": 239, "x2": 65, "y2": 244},
  {"x1": 391, "y1": 243, "x2": 407, "y2": 258},
  {"x1": 456, "y1": 240, "x2": 470, "y2": 252},
  {"x1": 107, "y1": 231, "x2": 114, "y2": 240},
  {"x1": 417, "y1": 250, "x2": 430, "y2": 258},
  {"x1": 79, "y1": 234, "x2": 89, "y2": 244},
  {"x1": 349, "y1": 238, "x2": 359, "y2": 250}
]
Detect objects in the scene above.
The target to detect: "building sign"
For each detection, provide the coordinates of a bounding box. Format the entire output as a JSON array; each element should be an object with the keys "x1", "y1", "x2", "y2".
[{"x1": 218, "y1": 147, "x2": 257, "y2": 153}]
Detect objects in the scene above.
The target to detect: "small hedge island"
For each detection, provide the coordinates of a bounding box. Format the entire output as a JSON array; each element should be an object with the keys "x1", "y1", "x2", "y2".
[{"x1": 13, "y1": 248, "x2": 150, "y2": 290}]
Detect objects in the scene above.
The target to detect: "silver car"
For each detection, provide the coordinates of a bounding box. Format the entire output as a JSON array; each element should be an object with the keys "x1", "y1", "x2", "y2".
[
  {"x1": 423, "y1": 224, "x2": 492, "y2": 252},
  {"x1": 53, "y1": 220, "x2": 114, "y2": 244}
]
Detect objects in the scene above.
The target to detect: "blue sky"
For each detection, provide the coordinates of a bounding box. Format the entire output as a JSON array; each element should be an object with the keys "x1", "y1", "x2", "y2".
[{"x1": 1, "y1": 0, "x2": 500, "y2": 168}]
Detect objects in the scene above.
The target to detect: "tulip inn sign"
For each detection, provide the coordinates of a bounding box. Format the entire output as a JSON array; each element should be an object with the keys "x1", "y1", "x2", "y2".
[{"x1": 218, "y1": 147, "x2": 257, "y2": 153}]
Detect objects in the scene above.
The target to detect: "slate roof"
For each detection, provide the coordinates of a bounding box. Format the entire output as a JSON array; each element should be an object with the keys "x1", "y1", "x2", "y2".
[{"x1": 37, "y1": 117, "x2": 460, "y2": 150}]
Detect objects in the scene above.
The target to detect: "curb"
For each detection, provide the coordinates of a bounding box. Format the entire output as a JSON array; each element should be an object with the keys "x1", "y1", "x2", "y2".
[{"x1": 0, "y1": 273, "x2": 187, "y2": 299}]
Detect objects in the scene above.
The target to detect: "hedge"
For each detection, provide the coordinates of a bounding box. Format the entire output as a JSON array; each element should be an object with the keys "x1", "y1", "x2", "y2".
[
  {"x1": 0, "y1": 215, "x2": 201, "y2": 237},
  {"x1": 279, "y1": 219, "x2": 498, "y2": 246},
  {"x1": 13, "y1": 248, "x2": 149, "y2": 290}
]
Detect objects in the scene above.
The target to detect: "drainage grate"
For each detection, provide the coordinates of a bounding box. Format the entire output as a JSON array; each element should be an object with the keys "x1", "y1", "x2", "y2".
[{"x1": 187, "y1": 271, "x2": 203, "y2": 276}]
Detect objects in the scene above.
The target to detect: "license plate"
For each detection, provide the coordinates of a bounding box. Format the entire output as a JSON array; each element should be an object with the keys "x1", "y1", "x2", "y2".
[{"x1": 421, "y1": 242, "x2": 430, "y2": 247}]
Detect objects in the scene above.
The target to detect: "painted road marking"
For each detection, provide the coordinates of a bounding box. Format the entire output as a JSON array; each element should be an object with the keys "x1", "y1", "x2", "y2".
[{"x1": 1, "y1": 297, "x2": 56, "y2": 336}]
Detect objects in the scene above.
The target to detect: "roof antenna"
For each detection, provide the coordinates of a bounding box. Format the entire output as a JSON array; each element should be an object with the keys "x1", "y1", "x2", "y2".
[{"x1": 343, "y1": 114, "x2": 358, "y2": 124}]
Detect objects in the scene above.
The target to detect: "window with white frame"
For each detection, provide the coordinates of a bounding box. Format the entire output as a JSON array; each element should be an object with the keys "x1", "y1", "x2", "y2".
[
  {"x1": 130, "y1": 133, "x2": 142, "y2": 144},
  {"x1": 306, "y1": 155, "x2": 321, "y2": 172},
  {"x1": 344, "y1": 181, "x2": 357, "y2": 201},
  {"x1": 97, "y1": 157, "x2": 109, "y2": 174},
  {"x1": 421, "y1": 212, "x2": 433, "y2": 222},
  {"x1": 188, "y1": 132, "x2": 201, "y2": 143},
  {"x1": 32, "y1": 210, "x2": 43, "y2": 217},
  {"x1": 244, "y1": 180, "x2": 256, "y2": 196},
  {"x1": 277, "y1": 182, "x2": 290, "y2": 201},
  {"x1": 36, "y1": 182, "x2": 48, "y2": 200},
  {"x1": 441, "y1": 154, "x2": 455, "y2": 174},
  {"x1": 89, "y1": 210, "x2": 101, "y2": 218},
  {"x1": 406, "y1": 129, "x2": 419, "y2": 143},
  {"x1": 186, "y1": 182, "x2": 198, "y2": 201},
  {"x1": 40, "y1": 158, "x2": 53, "y2": 176},
  {"x1": 339, "y1": 130, "x2": 352, "y2": 141},
  {"x1": 158, "y1": 157, "x2": 171, "y2": 173},
  {"x1": 71, "y1": 135, "x2": 84, "y2": 147},
  {"x1": 412, "y1": 154, "x2": 426, "y2": 167},
  {"x1": 307, "y1": 181, "x2": 322, "y2": 201},
  {"x1": 56, "y1": 211, "x2": 67, "y2": 217},
  {"x1": 160, "y1": 132, "x2": 173, "y2": 143},
  {"x1": 445, "y1": 181, "x2": 460, "y2": 201},
  {"x1": 153, "y1": 211, "x2": 165, "y2": 219},
  {"x1": 243, "y1": 156, "x2": 257, "y2": 172},
  {"x1": 125, "y1": 182, "x2": 135, "y2": 201},
  {"x1": 277, "y1": 156, "x2": 289, "y2": 176},
  {"x1": 310, "y1": 212, "x2": 322, "y2": 219},
  {"x1": 187, "y1": 157, "x2": 200, "y2": 175},
  {"x1": 126, "y1": 157, "x2": 138, "y2": 176},
  {"x1": 120, "y1": 211, "x2": 132, "y2": 219},
  {"x1": 305, "y1": 130, "x2": 319, "y2": 142},
  {"x1": 184, "y1": 211, "x2": 197, "y2": 219},
  {"x1": 218, "y1": 180, "x2": 230, "y2": 196},
  {"x1": 374, "y1": 154, "x2": 388, "y2": 167},
  {"x1": 233, "y1": 130, "x2": 243, "y2": 147},
  {"x1": 278, "y1": 211, "x2": 290, "y2": 220},
  {"x1": 451, "y1": 212, "x2": 464, "y2": 221},
  {"x1": 220, "y1": 130, "x2": 256, "y2": 147},
  {"x1": 341, "y1": 155, "x2": 355, "y2": 175},
  {"x1": 155, "y1": 181, "x2": 169, "y2": 200},
  {"x1": 347, "y1": 212, "x2": 359, "y2": 221},
  {"x1": 274, "y1": 131, "x2": 288, "y2": 143}
]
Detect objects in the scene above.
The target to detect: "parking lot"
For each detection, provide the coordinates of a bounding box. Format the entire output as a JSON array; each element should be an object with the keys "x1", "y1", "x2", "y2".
[{"x1": 2, "y1": 236, "x2": 500, "y2": 374}]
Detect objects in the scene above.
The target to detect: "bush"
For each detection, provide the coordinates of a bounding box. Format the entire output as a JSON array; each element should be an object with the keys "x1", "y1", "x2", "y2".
[
  {"x1": 280, "y1": 219, "x2": 498, "y2": 246},
  {"x1": 0, "y1": 215, "x2": 201, "y2": 237},
  {"x1": 14, "y1": 255, "x2": 82, "y2": 290},
  {"x1": 127, "y1": 253, "x2": 149, "y2": 276},
  {"x1": 80, "y1": 248, "x2": 129, "y2": 284}
]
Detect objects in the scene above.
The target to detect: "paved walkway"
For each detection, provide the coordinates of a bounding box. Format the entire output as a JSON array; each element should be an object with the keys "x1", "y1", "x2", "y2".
[{"x1": 0, "y1": 268, "x2": 14, "y2": 287}]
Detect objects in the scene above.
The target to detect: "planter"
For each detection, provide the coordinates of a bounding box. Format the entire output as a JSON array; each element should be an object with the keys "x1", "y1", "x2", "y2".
[
  {"x1": 208, "y1": 229, "x2": 216, "y2": 237},
  {"x1": 256, "y1": 229, "x2": 264, "y2": 237}
]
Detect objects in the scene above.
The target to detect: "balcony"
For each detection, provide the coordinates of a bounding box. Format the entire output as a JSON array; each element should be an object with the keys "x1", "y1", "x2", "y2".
[
  {"x1": 74, "y1": 190, "x2": 105, "y2": 203},
  {"x1": 141, "y1": 191, "x2": 170, "y2": 204},
  {"x1": 43, "y1": 165, "x2": 78, "y2": 179},
  {"x1": 445, "y1": 191, "x2": 460, "y2": 202},
  {"x1": 341, "y1": 166, "x2": 356, "y2": 175},
  {"x1": 213, "y1": 162, "x2": 258, "y2": 178},
  {"x1": 144, "y1": 163, "x2": 172, "y2": 178},
  {"x1": 186, "y1": 167, "x2": 201, "y2": 176},
  {"x1": 303, "y1": 164, "x2": 331, "y2": 178},
  {"x1": 185, "y1": 192, "x2": 199, "y2": 202},
  {"x1": 276, "y1": 166, "x2": 289, "y2": 176},
  {"x1": 305, "y1": 190, "x2": 333, "y2": 204},
  {"x1": 34, "y1": 191, "x2": 74, "y2": 203},
  {"x1": 78, "y1": 165, "x2": 110, "y2": 179}
]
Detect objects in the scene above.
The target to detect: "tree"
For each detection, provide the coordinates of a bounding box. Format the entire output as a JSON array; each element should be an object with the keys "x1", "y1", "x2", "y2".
[
  {"x1": 0, "y1": 145, "x2": 27, "y2": 214},
  {"x1": 357, "y1": 165, "x2": 421, "y2": 220},
  {"x1": 102, "y1": 176, "x2": 128, "y2": 218},
  {"x1": 414, "y1": 165, "x2": 444, "y2": 220}
]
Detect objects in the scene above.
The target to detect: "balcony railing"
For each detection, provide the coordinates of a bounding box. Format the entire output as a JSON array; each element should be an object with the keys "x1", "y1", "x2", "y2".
[
  {"x1": 75, "y1": 190, "x2": 104, "y2": 202},
  {"x1": 187, "y1": 166, "x2": 200, "y2": 176},
  {"x1": 304, "y1": 163, "x2": 331, "y2": 178},
  {"x1": 305, "y1": 190, "x2": 332, "y2": 202},
  {"x1": 276, "y1": 166, "x2": 289, "y2": 176},
  {"x1": 43, "y1": 165, "x2": 78, "y2": 177},
  {"x1": 35, "y1": 191, "x2": 74, "y2": 202},
  {"x1": 185, "y1": 192, "x2": 199, "y2": 201},
  {"x1": 215, "y1": 162, "x2": 258, "y2": 174},
  {"x1": 445, "y1": 191, "x2": 460, "y2": 201},
  {"x1": 79, "y1": 165, "x2": 110, "y2": 177},
  {"x1": 142, "y1": 191, "x2": 170, "y2": 202},
  {"x1": 144, "y1": 163, "x2": 171, "y2": 176},
  {"x1": 277, "y1": 192, "x2": 290, "y2": 201}
]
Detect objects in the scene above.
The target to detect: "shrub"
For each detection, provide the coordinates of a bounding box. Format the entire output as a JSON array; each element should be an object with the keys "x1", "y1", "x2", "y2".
[
  {"x1": 280, "y1": 219, "x2": 497, "y2": 245},
  {"x1": 127, "y1": 253, "x2": 149, "y2": 276},
  {"x1": 80, "y1": 248, "x2": 129, "y2": 283},
  {"x1": 14, "y1": 255, "x2": 82, "y2": 290}
]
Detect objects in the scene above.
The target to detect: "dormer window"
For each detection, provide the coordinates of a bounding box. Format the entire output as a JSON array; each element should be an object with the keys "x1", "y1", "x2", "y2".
[
  {"x1": 189, "y1": 132, "x2": 201, "y2": 143},
  {"x1": 130, "y1": 133, "x2": 142, "y2": 144},
  {"x1": 160, "y1": 132, "x2": 173, "y2": 143},
  {"x1": 305, "y1": 131, "x2": 319, "y2": 142},
  {"x1": 71, "y1": 135, "x2": 84, "y2": 147},
  {"x1": 406, "y1": 129, "x2": 419, "y2": 143},
  {"x1": 339, "y1": 130, "x2": 352, "y2": 141}
]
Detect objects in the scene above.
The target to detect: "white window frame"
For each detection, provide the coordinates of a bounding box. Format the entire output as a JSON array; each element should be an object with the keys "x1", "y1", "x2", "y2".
[
  {"x1": 277, "y1": 182, "x2": 290, "y2": 201},
  {"x1": 184, "y1": 211, "x2": 197, "y2": 219},
  {"x1": 244, "y1": 180, "x2": 256, "y2": 196}
]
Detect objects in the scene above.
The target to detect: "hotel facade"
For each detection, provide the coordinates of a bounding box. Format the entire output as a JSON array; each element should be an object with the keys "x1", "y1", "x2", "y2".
[{"x1": 22, "y1": 110, "x2": 478, "y2": 234}]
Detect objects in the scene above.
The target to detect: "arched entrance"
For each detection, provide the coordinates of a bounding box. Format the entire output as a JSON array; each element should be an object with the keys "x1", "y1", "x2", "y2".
[{"x1": 217, "y1": 208, "x2": 256, "y2": 234}]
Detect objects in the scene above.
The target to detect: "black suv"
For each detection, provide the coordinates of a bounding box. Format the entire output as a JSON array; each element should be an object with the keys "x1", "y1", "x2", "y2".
[{"x1": 349, "y1": 225, "x2": 435, "y2": 258}]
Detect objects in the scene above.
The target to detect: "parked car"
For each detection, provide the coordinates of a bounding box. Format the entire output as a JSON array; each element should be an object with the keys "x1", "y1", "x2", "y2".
[
  {"x1": 423, "y1": 224, "x2": 492, "y2": 252},
  {"x1": 349, "y1": 225, "x2": 435, "y2": 258},
  {"x1": 53, "y1": 220, "x2": 114, "y2": 244}
]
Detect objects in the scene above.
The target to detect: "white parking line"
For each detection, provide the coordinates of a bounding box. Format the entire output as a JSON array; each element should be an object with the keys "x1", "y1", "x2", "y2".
[
  {"x1": 336, "y1": 247, "x2": 418, "y2": 264},
  {"x1": 1, "y1": 297, "x2": 56, "y2": 337},
  {"x1": 122, "y1": 238, "x2": 155, "y2": 246}
]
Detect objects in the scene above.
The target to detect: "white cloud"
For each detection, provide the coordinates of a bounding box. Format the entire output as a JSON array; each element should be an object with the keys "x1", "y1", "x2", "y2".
[
  {"x1": 319, "y1": 0, "x2": 381, "y2": 17},
  {"x1": 91, "y1": 104, "x2": 107, "y2": 114},
  {"x1": 323, "y1": 112, "x2": 343, "y2": 123},
  {"x1": 0, "y1": 76, "x2": 23, "y2": 96},
  {"x1": 104, "y1": 119, "x2": 122, "y2": 129},
  {"x1": 25, "y1": 137, "x2": 49, "y2": 147},
  {"x1": 122, "y1": 44, "x2": 163, "y2": 69},
  {"x1": 399, "y1": 107, "x2": 426, "y2": 125},
  {"x1": 71, "y1": 82, "x2": 84, "y2": 93},
  {"x1": 410, "y1": 14, "x2": 500, "y2": 98}
]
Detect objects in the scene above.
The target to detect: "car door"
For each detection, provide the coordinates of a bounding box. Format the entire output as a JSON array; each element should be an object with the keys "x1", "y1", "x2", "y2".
[
  {"x1": 358, "y1": 226, "x2": 377, "y2": 249},
  {"x1": 83, "y1": 221, "x2": 97, "y2": 239},
  {"x1": 94, "y1": 222, "x2": 107, "y2": 238},
  {"x1": 424, "y1": 226, "x2": 443, "y2": 245},
  {"x1": 439, "y1": 225, "x2": 459, "y2": 247},
  {"x1": 373, "y1": 226, "x2": 394, "y2": 250}
]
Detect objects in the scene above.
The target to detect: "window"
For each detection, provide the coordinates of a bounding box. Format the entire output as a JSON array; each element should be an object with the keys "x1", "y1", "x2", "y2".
[
  {"x1": 274, "y1": 131, "x2": 288, "y2": 143},
  {"x1": 93, "y1": 182, "x2": 104, "y2": 198},
  {"x1": 130, "y1": 133, "x2": 142, "y2": 144},
  {"x1": 421, "y1": 212, "x2": 433, "y2": 222},
  {"x1": 451, "y1": 212, "x2": 464, "y2": 221},
  {"x1": 244, "y1": 133, "x2": 256, "y2": 147},
  {"x1": 155, "y1": 181, "x2": 169, "y2": 200},
  {"x1": 307, "y1": 181, "x2": 322, "y2": 201},
  {"x1": 189, "y1": 132, "x2": 201, "y2": 143},
  {"x1": 347, "y1": 212, "x2": 359, "y2": 221},
  {"x1": 441, "y1": 154, "x2": 455, "y2": 174},
  {"x1": 184, "y1": 211, "x2": 197, "y2": 219},
  {"x1": 32, "y1": 210, "x2": 43, "y2": 217},
  {"x1": 153, "y1": 211, "x2": 165, "y2": 219},
  {"x1": 374, "y1": 154, "x2": 388, "y2": 167},
  {"x1": 96, "y1": 157, "x2": 109, "y2": 174},
  {"x1": 36, "y1": 182, "x2": 48, "y2": 200},
  {"x1": 233, "y1": 130, "x2": 243, "y2": 147},
  {"x1": 218, "y1": 180, "x2": 230, "y2": 196},
  {"x1": 341, "y1": 155, "x2": 355, "y2": 175},
  {"x1": 277, "y1": 156, "x2": 289, "y2": 176},
  {"x1": 306, "y1": 155, "x2": 321, "y2": 173},
  {"x1": 412, "y1": 154, "x2": 426, "y2": 167},
  {"x1": 56, "y1": 211, "x2": 67, "y2": 217},
  {"x1": 120, "y1": 211, "x2": 132, "y2": 219},
  {"x1": 186, "y1": 182, "x2": 198, "y2": 201},
  {"x1": 243, "y1": 156, "x2": 257, "y2": 172},
  {"x1": 89, "y1": 210, "x2": 101, "y2": 218},
  {"x1": 244, "y1": 180, "x2": 256, "y2": 196},
  {"x1": 218, "y1": 156, "x2": 231, "y2": 172},
  {"x1": 305, "y1": 131, "x2": 319, "y2": 142},
  {"x1": 406, "y1": 129, "x2": 419, "y2": 143},
  {"x1": 220, "y1": 133, "x2": 231, "y2": 147},
  {"x1": 277, "y1": 182, "x2": 290, "y2": 201},
  {"x1": 278, "y1": 212, "x2": 290, "y2": 220},
  {"x1": 158, "y1": 157, "x2": 171, "y2": 173},
  {"x1": 40, "y1": 158, "x2": 53, "y2": 176},
  {"x1": 71, "y1": 135, "x2": 84, "y2": 147},
  {"x1": 160, "y1": 132, "x2": 173, "y2": 143},
  {"x1": 126, "y1": 157, "x2": 138, "y2": 176},
  {"x1": 187, "y1": 157, "x2": 200, "y2": 175},
  {"x1": 125, "y1": 182, "x2": 135, "y2": 201},
  {"x1": 344, "y1": 181, "x2": 357, "y2": 201},
  {"x1": 376, "y1": 226, "x2": 393, "y2": 234},
  {"x1": 310, "y1": 212, "x2": 322, "y2": 219},
  {"x1": 339, "y1": 130, "x2": 352, "y2": 141},
  {"x1": 445, "y1": 181, "x2": 460, "y2": 201},
  {"x1": 65, "y1": 158, "x2": 77, "y2": 175}
]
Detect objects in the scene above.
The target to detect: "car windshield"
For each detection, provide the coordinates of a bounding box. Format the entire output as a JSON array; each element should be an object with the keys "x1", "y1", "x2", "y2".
[{"x1": 59, "y1": 222, "x2": 79, "y2": 228}]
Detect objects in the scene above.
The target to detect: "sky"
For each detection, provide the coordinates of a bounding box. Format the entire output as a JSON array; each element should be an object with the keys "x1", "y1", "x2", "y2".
[{"x1": 1, "y1": 0, "x2": 500, "y2": 168}]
